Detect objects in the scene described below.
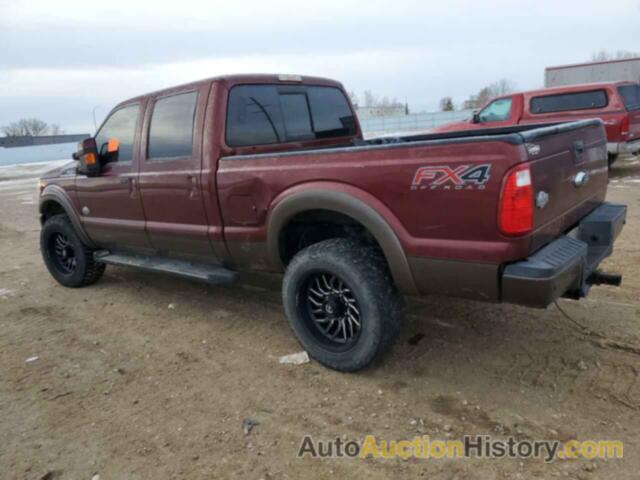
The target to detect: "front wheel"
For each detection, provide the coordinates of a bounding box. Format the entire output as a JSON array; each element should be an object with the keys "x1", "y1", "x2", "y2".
[
  {"x1": 40, "y1": 214, "x2": 105, "y2": 288},
  {"x1": 608, "y1": 153, "x2": 618, "y2": 168},
  {"x1": 282, "y1": 239, "x2": 404, "y2": 372}
]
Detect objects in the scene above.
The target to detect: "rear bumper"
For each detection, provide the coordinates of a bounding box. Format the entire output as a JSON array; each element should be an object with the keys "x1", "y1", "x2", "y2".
[
  {"x1": 501, "y1": 202, "x2": 626, "y2": 308},
  {"x1": 607, "y1": 139, "x2": 640, "y2": 155}
]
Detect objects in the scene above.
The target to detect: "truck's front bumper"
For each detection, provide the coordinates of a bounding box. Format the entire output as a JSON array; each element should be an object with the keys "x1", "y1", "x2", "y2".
[
  {"x1": 501, "y1": 203, "x2": 627, "y2": 308},
  {"x1": 608, "y1": 140, "x2": 640, "y2": 155}
]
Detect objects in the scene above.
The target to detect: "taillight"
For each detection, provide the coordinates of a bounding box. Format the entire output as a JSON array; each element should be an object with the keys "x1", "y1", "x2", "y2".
[
  {"x1": 498, "y1": 163, "x2": 533, "y2": 236},
  {"x1": 620, "y1": 115, "x2": 630, "y2": 140}
]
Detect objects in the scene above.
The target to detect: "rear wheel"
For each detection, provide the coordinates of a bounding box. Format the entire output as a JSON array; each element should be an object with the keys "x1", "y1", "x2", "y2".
[
  {"x1": 40, "y1": 214, "x2": 105, "y2": 287},
  {"x1": 282, "y1": 238, "x2": 404, "y2": 372}
]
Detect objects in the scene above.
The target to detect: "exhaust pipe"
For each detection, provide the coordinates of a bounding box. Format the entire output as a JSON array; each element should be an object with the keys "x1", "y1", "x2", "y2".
[{"x1": 587, "y1": 270, "x2": 622, "y2": 287}]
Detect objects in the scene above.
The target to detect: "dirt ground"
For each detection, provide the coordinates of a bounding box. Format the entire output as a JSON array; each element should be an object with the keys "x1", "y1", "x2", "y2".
[{"x1": 1, "y1": 157, "x2": 639, "y2": 479}]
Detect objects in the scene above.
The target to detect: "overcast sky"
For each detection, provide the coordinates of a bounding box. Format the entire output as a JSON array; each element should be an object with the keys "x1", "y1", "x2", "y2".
[{"x1": 1, "y1": 0, "x2": 639, "y2": 134}]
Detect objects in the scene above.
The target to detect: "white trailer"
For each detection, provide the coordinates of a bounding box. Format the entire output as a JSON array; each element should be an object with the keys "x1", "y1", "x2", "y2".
[{"x1": 545, "y1": 58, "x2": 640, "y2": 87}]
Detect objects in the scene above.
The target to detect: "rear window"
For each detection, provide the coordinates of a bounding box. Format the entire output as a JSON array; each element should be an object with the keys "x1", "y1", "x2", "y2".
[
  {"x1": 618, "y1": 84, "x2": 640, "y2": 111},
  {"x1": 530, "y1": 90, "x2": 608, "y2": 114},
  {"x1": 226, "y1": 85, "x2": 356, "y2": 147}
]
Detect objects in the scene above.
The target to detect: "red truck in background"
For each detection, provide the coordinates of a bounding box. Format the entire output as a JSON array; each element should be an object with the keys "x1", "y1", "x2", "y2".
[
  {"x1": 433, "y1": 81, "x2": 640, "y2": 166},
  {"x1": 38, "y1": 74, "x2": 626, "y2": 372}
]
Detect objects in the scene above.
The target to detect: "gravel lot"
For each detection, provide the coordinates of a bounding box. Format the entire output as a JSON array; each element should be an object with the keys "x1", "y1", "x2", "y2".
[{"x1": 1, "y1": 157, "x2": 639, "y2": 479}]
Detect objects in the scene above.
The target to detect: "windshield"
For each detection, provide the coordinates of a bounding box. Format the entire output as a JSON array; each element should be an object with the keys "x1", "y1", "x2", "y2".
[{"x1": 618, "y1": 84, "x2": 640, "y2": 111}]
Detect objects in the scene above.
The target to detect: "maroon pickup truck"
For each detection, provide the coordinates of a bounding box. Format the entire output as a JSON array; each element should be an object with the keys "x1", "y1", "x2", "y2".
[
  {"x1": 433, "y1": 81, "x2": 640, "y2": 166},
  {"x1": 38, "y1": 74, "x2": 626, "y2": 371}
]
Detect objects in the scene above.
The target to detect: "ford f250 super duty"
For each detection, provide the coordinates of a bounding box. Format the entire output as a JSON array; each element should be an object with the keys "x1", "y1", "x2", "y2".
[{"x1": 38, "y1": 74, "x2": 627, "y2": 371}]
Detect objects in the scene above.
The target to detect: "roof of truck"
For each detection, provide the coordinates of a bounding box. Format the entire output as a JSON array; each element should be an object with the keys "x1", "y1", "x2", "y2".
[
  {"x1": 525, "y1": 81, "x2": 636, "y2": 96},
  {"x1": 115, "y1": 74, "x2": 343, "y2": 108},
  {"x1": 490, "y1": 81, "x2": 638, "y2": 102}
]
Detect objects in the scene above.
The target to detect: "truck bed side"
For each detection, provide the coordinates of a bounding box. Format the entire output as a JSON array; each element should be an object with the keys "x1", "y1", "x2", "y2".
[{"x1": 217, "y1": 120, "x2": 608, "y2": 301}]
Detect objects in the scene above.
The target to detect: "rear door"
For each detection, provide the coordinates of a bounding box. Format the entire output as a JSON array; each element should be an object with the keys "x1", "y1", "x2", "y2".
[
  {"x1": 138, "y1": 83, "x2": 219, "y2": 260},
  {"x1": 76, "y1": 102, "x2": 151, "y2": 250}
]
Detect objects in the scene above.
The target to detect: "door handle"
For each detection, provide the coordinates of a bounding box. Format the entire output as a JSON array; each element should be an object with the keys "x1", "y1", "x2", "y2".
[
  {"x1": 121, "y1": 177, "x2": 138, "y2": 198},
  {"x1": 130, "y1": 178, "x2": 138, "y2": 198},
  {"x1": 187, "y1": 175, "x2": 199, "y2": 200}
]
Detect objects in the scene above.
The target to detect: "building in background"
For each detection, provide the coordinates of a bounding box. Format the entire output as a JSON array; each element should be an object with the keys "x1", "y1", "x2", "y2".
[{"x1": 545, "y1": 57, "x2": 640, "y2": 87}]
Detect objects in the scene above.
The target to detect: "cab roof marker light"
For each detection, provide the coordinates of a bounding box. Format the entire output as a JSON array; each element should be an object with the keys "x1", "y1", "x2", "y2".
[{"x1": 278, "y1": 74, "x2": 303, "y2": 82}]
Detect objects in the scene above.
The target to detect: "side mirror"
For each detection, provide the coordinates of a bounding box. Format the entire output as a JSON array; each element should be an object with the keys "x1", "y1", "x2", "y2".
[
  {"x1": 100, "y1": 138, "x2": 120, "y2": 165},
  {"x1": 75, "y1": 138, "x2": 101, "y2": 177},
  {"x1": 472, "y1": 111, "x2": 481, "y2": 124}
]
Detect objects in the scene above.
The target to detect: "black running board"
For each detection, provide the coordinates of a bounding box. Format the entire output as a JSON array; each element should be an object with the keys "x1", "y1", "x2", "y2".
[{"x1": 94, "y1": 251, "x2": 239, "y2": 285}]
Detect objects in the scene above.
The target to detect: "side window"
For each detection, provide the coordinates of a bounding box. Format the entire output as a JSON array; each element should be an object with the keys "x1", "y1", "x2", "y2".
[
  {"x1": 479, "y1": 98, "x2": 512, "y2": 123},
  {"x1": 148, "y1": 91, "x2": 198, "y2": 159},
  {"x1": 95, "y1": 104, "x2": 139, "y2": 162},
  {"x1": 307, "y1": 87, "x2": 356, "y2": 138},
  {"x1": 226, "y1": 84, "x2": 356, "y2": 147},
  {"x1": 530, "y1": 90, "x2": 608, "y2": 114}
]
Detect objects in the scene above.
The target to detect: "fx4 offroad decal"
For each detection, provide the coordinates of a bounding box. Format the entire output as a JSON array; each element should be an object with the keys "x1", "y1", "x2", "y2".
[{"x1": 411, "y1": 164, "x2": 491, "y2": 191}]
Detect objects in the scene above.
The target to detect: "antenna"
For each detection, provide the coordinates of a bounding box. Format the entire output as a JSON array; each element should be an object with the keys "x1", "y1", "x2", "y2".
[{"x1": 92, "y1": 106, "x2": 101, "y2": 132}]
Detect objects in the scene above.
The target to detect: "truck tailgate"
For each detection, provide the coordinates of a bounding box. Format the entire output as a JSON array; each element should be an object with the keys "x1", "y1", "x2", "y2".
[{"x1": 521, "y1": 120, "x2": 609, "y2": 252}]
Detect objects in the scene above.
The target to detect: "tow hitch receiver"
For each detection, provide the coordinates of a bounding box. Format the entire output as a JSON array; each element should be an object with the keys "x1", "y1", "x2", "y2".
[{"x1": 587, "y1": 270, "x2": 622, "y2": 287}]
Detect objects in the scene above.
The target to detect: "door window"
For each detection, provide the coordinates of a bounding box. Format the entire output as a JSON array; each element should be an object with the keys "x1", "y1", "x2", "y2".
[
  {"x1": 95, "y1": 104, "x2": 139, "y2": 162},
  {"x1": 148, "y1": 91, "x2": 198, "y2": 159},
  {"x1": 478, "y1": 98, "x2": 512, "y2": 123}
]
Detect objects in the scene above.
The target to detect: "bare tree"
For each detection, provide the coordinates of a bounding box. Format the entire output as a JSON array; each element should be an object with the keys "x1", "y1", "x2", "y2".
[
  {"x1": 1, "y1": 123, "x2": 23, "y2": 137},
  {"x1": 439, "y1": 97, "x2": 455, "y2": 111},
  {"x1": 347, "y1": 90, "x2": 359, "y2": 108},
  {"x1": 1, "y1": 118, "x2": 49, "y2": 137},
  {"x1": 360, "y1": 90, "x2": 404, "y2": 108},
  {"x1": 591, "y1": 50, "x2": 640, "y2": 61},
  {"x1": 49, "y1": 124, "x2": 65, "y2": 135},
  {"x1": 362, "y1": 90, "x2": 378, "y2": 108}
]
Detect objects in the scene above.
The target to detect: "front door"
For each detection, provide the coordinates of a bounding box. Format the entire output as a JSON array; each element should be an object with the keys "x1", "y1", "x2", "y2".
[
  {"x1": 137, "y1": 83, "x2": 218, "y2": 261},
  {"x1": 75, "y1": 102, "x2": 151, "y2": 251}
]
